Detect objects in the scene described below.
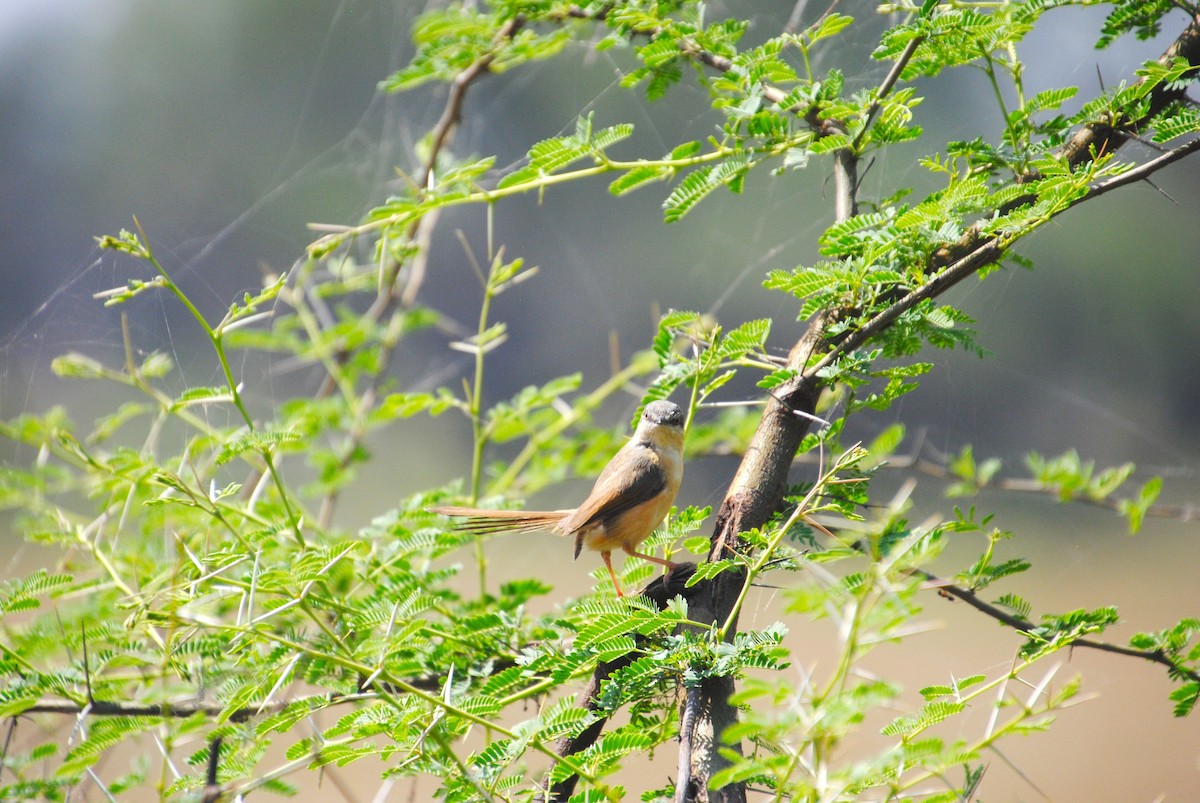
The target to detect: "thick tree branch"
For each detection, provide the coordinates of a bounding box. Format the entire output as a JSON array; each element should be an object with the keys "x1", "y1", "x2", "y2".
[
  {"x1": 810, "y1": 131, "x2": 1200, "y2": 381},
  {"x1": 1061, "y1": 12, "x2": 1200, "y2": 167},
  {"x1": 672, "y1": 25, "x2": 939, "y2": 802},
  {"x1": 675, "y1": 12, "x2": 1200, "y2": 803},
  {"x1": 538, "y1": 565, "x2": 702, "y2": 803},
  {"x1": 932, "y1": 11, "x2": 1200, "y2": 267},
  {"x1": 533, "y1": 8, "x2": 1200, "y2": 800}
]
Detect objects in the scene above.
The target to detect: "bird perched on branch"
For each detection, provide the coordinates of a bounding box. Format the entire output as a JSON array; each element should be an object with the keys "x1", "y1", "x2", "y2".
[{"x1": 433, "y1": 400, "x2": 686, "y2": 597}]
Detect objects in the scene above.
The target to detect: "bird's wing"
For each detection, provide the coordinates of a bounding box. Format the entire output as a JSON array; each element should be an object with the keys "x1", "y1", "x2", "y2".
[{"x1": 561, "y1": 446, "x2": 666, "y2": 535}]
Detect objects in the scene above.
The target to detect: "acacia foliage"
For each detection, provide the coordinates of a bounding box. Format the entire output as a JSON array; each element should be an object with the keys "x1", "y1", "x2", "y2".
[{"x1": 2, "y1": 1, "x2": 1199, "y2": 801}]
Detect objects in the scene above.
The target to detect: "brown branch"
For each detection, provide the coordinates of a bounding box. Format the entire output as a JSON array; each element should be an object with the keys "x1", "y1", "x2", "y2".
[
  {"x1": 311, "y1": 16, "x2": 527, "y2": 527},
  {"x1": 1076, "y1": 132, "x2": 1200, "y2": 203},
  {"x1": 200, "y1": 737, "x2": 223, "y2": 803},
  {"x1": 932, "y1": 11, "x2": 1200, "y2": 269},
  {"x1": 707, "y1": 443, "x2": 1200, "y2": 521},
  {"x1": 390, "y1": 14, "x2": 526, "y2": 307},
  {"x1": 1062, "y1": 12, "x2": 1200, "y2": 166},
  {"x1": 813, "y1": 237, "x2": 1006, "y2": 377},
  {"x1": 675, "y1": 686, "x2": 700, "y2": 803},
  {"x1": 537, "y1": 564, "x2": 702, "y2": 803},
  {"x1": 809, "y1": 129, "x2": 1200, "y2": 382},
  {"x1": 15, "y1": 690, "x2": 382, "y2": 724},
  {"x1": 0, "y1": 717, "x2": 16, "y2": 785},
  {"x1": 668, "y1": 23, "x2": 941, "y2": 801},
  {"x1": 832, "y1": 144, "x2": 859, "y2": 221},
  {"x1": 910, "y1": 567, "x2": 1200, "y2": 685},
  {"x1": 669, "y1": 12, "x2": 1200, "y2": 803},
  {"x1": 851, "y1": 34, "x2": 926, "y2": 152},
  {"x1": 14, "y1": 654, "x2": 503, "y2": 723}
]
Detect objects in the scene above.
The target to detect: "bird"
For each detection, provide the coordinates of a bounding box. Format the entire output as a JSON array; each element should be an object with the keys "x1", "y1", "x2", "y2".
[{"x1": 432, "y1": 400, "x2": 686, "y2": 597}]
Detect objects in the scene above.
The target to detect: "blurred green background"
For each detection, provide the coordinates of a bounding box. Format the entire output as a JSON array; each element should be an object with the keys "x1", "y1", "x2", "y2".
[{"x1": 1, "y1": 1, "x2": 1198, "y2": 799}]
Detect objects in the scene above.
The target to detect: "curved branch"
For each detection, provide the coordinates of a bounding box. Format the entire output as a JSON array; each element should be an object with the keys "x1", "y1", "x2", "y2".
[
  {"x1": 311, "y1": 16, "x2": 527, "y2": 527},
  {"x1": 676, "y1": 12, "x2": 1200, "y2": 802},
  {"x1": 537, "y1": 564, "x2": 702, "y2": 803},
  {"x1": 828, "y1": 448, "x2": 1200, "y2": 524},
  {"x1": 932, "y1": 11, "x2": 1200, "y2": 268},
  {"x1": 910, "y1": 567, "x2": 1200, "y2": 685},
  {"x1": 809, "y1": 132, "x2": 1200, "y2": 382},
  {"x1": 852, "y1": 34, "x2": 926, "y2": 152}
]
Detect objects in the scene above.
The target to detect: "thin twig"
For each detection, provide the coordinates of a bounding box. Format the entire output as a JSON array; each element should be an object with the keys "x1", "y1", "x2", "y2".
[
  {"x1": 754, "y1": 440, "x2": 1200, "y2": 524},
  {"x1": 808, "y1": 237, "x2": 1005, "y2": 379},
  {"x1": 311, "y1": 16, "x2": 527, "y2": 526},
  {"x1": 852, "y1": 34, "x2": 925, "y2": 152},
  {"x1": 904, "y1": 457, "x2": 1198, "y2": 523},
  {"x1": 1074, "y1": 134, "x2": 1200, "y2": 204},
  {"x1": 808, "y1": 132, "x2": 1200, "y2": 381},
  {"x1": 18, "y1": 691, "x2": 391, "y2": 723},
  {"x1": 0, "y1": 717, "x2": 16, "y2": 784}
]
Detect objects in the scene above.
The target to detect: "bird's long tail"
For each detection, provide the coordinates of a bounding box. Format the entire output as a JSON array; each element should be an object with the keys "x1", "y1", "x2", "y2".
[{"x1": 430, "y1": 506, "x2": 573, "y2": 536}]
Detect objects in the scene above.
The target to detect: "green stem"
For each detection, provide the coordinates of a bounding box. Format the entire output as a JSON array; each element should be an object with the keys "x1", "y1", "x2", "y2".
[
  {"x1": 979, "y1": 51, "x2": 1021, "y2": 166},
  {"x1": 130, "y1": 219, "x2": 307, "y2": 547},
  {"x1": 491, "y1": 356, "x2": 654, "y2": 493},
  {"x1": 816, "y1": 571, "x2": 870, "y2": 704},
  {"x1": 308, "y1": 135, "x2": 811, "y2": 256},
  {"x1": 717, "y1": 489, "x2": 822, "y2": 642},
  {"x1": 466, "y1": 254, "x2": 499, "y2": 597},
  {"x1": 717, "y1": 447, "x2": 866, "y2": 640},
  {"x1": 212, "y1": 625, "x2": 604, "y2": 787}
]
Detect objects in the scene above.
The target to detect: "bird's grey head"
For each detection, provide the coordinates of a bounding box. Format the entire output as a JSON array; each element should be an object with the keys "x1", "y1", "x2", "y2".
[{"x1": 640, "y1": 400, "x2": 685, "y2": 429}]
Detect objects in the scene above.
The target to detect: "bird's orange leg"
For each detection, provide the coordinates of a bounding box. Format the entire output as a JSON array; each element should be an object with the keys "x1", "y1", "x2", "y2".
[
  {"x1": 601, "y1": 551, "x2": 625, "y2": 597},
  {"x1": 622, "y1": 545, "x2": 679, "y2": 570}
]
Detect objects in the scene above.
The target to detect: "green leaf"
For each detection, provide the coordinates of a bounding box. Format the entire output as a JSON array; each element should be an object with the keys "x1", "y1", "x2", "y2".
[
  {"x1": 375, "y1": 391, "x2": 455, "y2": 420},
  {"x1": 866, "y1": 424, "x2": 905, "y2": 463},
  {"x1": 717, "y1": 319, "x2": 770, "y2": 360},
  {"x1": 59, "y1": 718, "x2": 156, "y2": 779},
  {"x1": 763, "y1": 267, "x2": 836, "y2": 299},
  {"x1": 590, "y1": 122, "x2": 634, "y2": 152},
  {"x1": 670, "y1": 141, "x2": 703, "y2": 159},
  {"x1": 686, "y1": 559, "x2": 737, "y2": 586},
  {"x1": 996, "y1": 593, "x2": 1032, "y2": 620},
  {"x1": 882, "y1": 701, "x2": 966, "y2": 737},
  {"x1": 663, "y1": 154, "x2": 752, "y2": 222},
  {"x1": 808, "y1": 133, "x2": 851, "y2": 154},
  {"x1": 663, "y1": 166, "x2": 716, "y2": 222},
  {"x1": 1025, "y1": 86, "x2": 1078, "y2": 114},
  {"x1": 528, "y1": 135, "x2": 591, "y2": 174},
  {"x1": 808, "y1": 13, "x2": 854, "y2": 43},
  {"x1": 609, "y1": 165, "x2": 671, "y2": 196},
  {"x1": 757, "y1": 367, "x2": 797, "y2": 390},
  {"x1": 1169, "y1": 682, "x2": 1200, "y2": 717},
  {"x1": 216, "y1": 429, "x2": 305, "y2": 465}
]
